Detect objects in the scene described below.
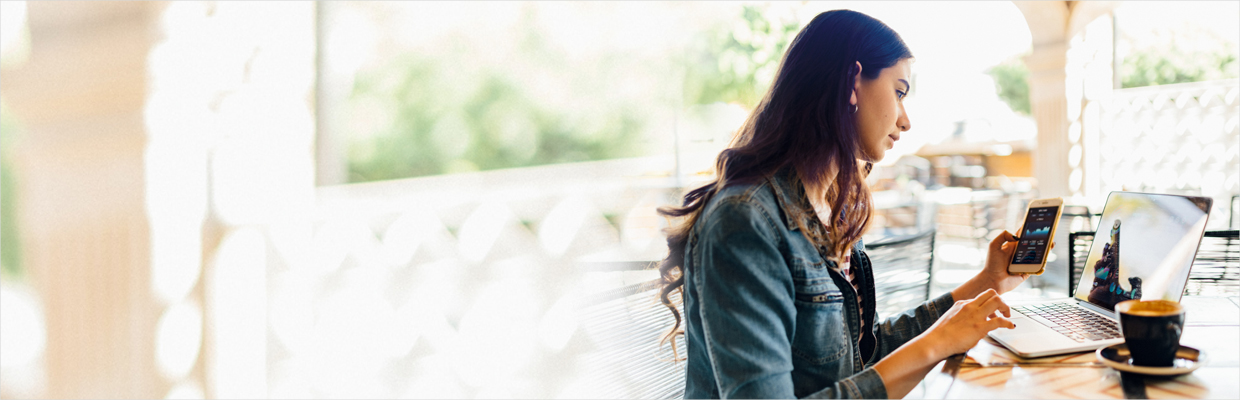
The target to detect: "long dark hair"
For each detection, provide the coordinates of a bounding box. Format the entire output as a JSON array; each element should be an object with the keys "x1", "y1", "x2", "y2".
[{"x1": 657, "y1": 9, "x2": 912, "y2": 359}]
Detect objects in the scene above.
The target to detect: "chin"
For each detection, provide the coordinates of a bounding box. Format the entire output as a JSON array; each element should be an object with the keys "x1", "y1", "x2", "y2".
[{"x1": 861, "y1": 149, "x2": 884, "y2": 163}]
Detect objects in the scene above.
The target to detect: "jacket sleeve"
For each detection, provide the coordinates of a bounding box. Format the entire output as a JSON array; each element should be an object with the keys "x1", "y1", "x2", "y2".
[
  {"x1": 870, "y1": 289, "x2": 955, "y2": 363},
  {"x1": 694, "y1": 198, "x2": 887, "y2": 399}
]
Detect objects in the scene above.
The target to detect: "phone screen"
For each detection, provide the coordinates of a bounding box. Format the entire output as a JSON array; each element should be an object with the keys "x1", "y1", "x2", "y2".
[{"x1": 1011, "y1": 206, "x2": 1059, "y2": 264}]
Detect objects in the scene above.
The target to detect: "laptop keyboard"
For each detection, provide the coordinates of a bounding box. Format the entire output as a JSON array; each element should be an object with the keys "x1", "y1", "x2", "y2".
[{"x1": 1012, "y1": 303, "x2": 1122, "y2": 343}]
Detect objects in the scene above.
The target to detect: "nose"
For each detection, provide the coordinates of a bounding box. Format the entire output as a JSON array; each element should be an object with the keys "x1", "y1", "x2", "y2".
[{"x1": 897, "y1": 104, "x2": 912, "y2": 132}]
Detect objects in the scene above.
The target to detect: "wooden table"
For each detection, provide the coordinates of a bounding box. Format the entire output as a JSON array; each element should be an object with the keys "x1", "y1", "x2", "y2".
[{"x1": 910, "y1": 296, "x2": 1239, "y2": 399}]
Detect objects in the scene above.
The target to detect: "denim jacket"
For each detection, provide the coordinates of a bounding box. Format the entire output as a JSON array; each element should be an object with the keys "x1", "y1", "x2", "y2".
[{"x1": 682, "y1": 169, "x2": 955, "y2": 399}]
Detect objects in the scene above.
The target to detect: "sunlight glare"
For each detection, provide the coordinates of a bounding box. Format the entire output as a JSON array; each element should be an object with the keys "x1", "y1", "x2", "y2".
[
  {"x1": 155, "y1": 301, "x2": 203, "y2": 380},
  {"x1": 457, "y1": 202, "x2": 514, "y2": 263},
  {"x1": 164, "y1": 381, "x2": 205, "y2": 400},
  {"x1": 0, "y1": 285, "x2": 44, "y2": 369},
  {"x1": 539, "y1": 197, "x2": 591, "y2": 257},
  {"x1": 207, "y1": 228, "x2": 267, "y2": 398}
]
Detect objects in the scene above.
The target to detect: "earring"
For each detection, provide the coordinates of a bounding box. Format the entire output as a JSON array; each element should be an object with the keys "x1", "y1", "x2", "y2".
[{"x1": 850, "y1": 104, "x2": 858, "y2": 114}]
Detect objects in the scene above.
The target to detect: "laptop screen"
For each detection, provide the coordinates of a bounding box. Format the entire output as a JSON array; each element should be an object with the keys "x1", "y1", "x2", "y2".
[{"x1": 1073, "y1": 192, "x2": 1212, "y2": 310}]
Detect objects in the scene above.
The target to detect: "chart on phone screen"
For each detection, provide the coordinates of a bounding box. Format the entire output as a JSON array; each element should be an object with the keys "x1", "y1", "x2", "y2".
[{"x1": 1014, "y1": 207, "x2": 1056, "y2": 263}]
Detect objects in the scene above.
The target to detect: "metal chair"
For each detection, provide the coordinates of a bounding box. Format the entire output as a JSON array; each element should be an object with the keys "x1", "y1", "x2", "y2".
[
  {"x1": 1231, "y1": 195, "x2": 1239, "y2": 229},
  {"x1": 578, "y1": 278, "x2": 686, "y2": 399},
  {"x1": 865, "y1": 229, "x2": 936, "y2": 318},
  {"x1": 1068, "y1": 230, "x2": 1240, "y2": 297}
]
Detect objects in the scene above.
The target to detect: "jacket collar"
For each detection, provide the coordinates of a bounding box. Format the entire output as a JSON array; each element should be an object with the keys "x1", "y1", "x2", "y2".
[
  {"x1": 767, "y1": 167, "x2": 820, "y2": 233},
  {"x1": 769, "y1": 167, "x2": 871, "y2": 255}
]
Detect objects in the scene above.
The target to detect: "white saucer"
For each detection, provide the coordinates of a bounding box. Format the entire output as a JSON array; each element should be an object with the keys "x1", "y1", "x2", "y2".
[{"x1": 1096, "y1": 343, "x2": 1207, "y2": 376}]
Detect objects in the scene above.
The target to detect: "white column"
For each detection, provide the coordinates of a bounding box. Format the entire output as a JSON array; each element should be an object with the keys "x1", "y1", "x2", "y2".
[
  {"x1": 1017, "y1": 1, "x2": 1119, "y2": 203},
  {"x1": 1078, "y1": 16, "x2": 1115, "y2": 206},
  {"x1": 1025, "y1": 42, "x2": 1072, "y2": 199},
  {"x1": 4, "y1": 2, "x2": 167, "y2": 398}
]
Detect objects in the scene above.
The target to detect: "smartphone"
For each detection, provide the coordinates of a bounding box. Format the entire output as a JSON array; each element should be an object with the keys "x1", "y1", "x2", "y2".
[{"x1": 1009, "y1": 197, "x2": 1064, "y2": 274}]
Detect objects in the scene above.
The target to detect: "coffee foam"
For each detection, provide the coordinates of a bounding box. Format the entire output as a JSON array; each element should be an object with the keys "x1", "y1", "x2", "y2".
[{"x1": 1117, "y1": 300, "x2": 1183, "y2": 316}]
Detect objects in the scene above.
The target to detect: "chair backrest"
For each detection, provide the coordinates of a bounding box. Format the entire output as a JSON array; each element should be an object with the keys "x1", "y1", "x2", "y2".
[
  {"x1": 1068, "y1": 230, "x2": 1240, "y2": 297},
  {"x1": 864, "y1": 229, "x2": 936, "y2": 318},
  {"x1": 578, "y1": 280, "x2": 686, "y2": 399},
  {"x1": 1058, "y1": 207, "x2": 1100, "y2": 232},
  {"x1": 1231, "y1": 195, "x2": 1239, "y2": 229}
]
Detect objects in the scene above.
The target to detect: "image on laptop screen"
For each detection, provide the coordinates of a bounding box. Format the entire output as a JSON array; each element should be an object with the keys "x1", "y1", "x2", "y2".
[{"x1": 1074, "y1": 192, "x2": 1212, "y2": 310}]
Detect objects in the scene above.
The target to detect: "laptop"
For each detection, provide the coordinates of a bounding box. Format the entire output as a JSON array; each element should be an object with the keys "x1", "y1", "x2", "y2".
[{"x1": 989, "y1": 191, "x2": 1213, "y2": 358}]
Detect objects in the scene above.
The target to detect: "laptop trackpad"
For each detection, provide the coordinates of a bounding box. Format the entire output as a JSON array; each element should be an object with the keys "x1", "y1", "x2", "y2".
[{"x1": 989, "y1": 316, "x2": 1080, "y2": 355}]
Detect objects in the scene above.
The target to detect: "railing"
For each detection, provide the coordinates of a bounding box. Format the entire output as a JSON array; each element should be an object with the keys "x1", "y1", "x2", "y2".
[
  {"x1": 263, "y1": 156, "x2": 686, "y2": 398},
  {"x1": 1095, "y1": 79, "x2": 1240, "y2": 231}
]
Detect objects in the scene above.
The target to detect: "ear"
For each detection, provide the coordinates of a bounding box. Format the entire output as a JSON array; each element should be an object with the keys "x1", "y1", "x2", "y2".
[{"x1": 850, "y1": 61, "x2": 863, "y2": 106}]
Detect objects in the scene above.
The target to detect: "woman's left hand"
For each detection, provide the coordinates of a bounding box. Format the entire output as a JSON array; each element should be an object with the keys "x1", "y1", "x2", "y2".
[
  {"x1": 950, "y1": 230, "x2": 1056, "y2": 304},
  {"x1": 979, "y1": 230, "x2": 1053, "y2": 294},
  {"x1": 981, "y1": 231, "x2": 1026, "y2": 294}
]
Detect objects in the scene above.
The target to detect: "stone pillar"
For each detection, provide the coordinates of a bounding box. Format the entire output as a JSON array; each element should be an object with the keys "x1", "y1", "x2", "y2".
[
  {"x1": 142, "y1": 2, "x2": 317, "y2": 398},
  {"x1": 315, "y1": 1, "x2": 349, "y2": 186},
  {"x1": 3, "y1": 2, "x2": 169, "y2": 398},
  {"x1": 1075, "y1": 16, "x2": 1115, "y2": 205},
  {"x1": 1025, "y1": 41, "x2": 1072, "y2": 199},
  {"x1": 1016, "y1": 1, "x2": 1119, "y2": 201}
]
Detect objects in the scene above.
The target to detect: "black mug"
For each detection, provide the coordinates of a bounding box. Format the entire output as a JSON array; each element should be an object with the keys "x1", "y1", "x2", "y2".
[{"x1": 1114, "y1": 299, "x2": 1186, "y2": 367}]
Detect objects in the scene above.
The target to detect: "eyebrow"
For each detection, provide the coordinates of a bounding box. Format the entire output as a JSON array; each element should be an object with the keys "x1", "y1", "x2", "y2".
[{"x1": 898, "y1": 79, "x2": 910, "y2": 92}]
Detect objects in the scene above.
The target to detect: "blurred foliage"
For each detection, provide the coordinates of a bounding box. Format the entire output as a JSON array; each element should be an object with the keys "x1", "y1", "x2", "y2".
[
  {"x1": 345, "y1": 8, "x2": 648, "y2": 182},
  {"x1": 345, "y1": 4, "x2": 798, "y2": 182},
  {"x1": 1122, "y1": 46, "x2": 1238, "y2": 88},
  {"x1": 987, "y1": 58, "x2": 1031, "y2": 115},
  {"x1": 1, "y1": 101, "x2": 21, "y2": 280},
  {"x1": 683, "y1": 4, "x2": 801, "y2": 109},
  {"x1": 347, "y1": 58, "x2": 647, "y2": 182},
  {"x1": 1120, "y1": 24, "x2": 1238, "y2": 88}
]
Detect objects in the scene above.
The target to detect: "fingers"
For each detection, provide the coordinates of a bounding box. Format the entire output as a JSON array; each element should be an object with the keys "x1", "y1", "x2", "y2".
[
  {"x1": 972, "y1": 288, "x2": 998, "y2": 303},
  {"x1": 993, "y1": 230, "x2": 1022, "y2": 255},
  {"x1": 980, "y1": 292, "x2": 1012, "y2": 318},
  {"x1": 989, "y1": 231, "x2": 1017, "y2": 251},
  {"x1": 967, "y1": 289, "x2": 998, "y2": 313},
  {"x1": 988, "y1": 314, "x2": 1016, "y2": 330}
]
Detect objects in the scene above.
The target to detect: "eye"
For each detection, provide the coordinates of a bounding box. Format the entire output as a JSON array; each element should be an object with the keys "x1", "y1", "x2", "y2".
[{"x1": 896, "y1": 90, "x2": 907, "y2": 100}]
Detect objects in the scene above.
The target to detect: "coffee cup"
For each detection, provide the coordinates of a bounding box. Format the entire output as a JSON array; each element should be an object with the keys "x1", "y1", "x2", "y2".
[{"x1": 1114, "y1": 299, "x2": 1186, "y2": 367}]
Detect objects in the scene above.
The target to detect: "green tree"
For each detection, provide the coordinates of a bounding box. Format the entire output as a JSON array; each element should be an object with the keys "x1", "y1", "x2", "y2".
[
  {"x1": 1122, "y1": 47, "x2": 1237, "y2": 88},
  {"x1": 987, "y1": 58, "x2": 1031, "y2": 115},
  {"x1": 345, "y1": 7, "x2": 647, "y2": 182},
  {"x1": 1119, "y1": 22, "x2": 1238, "y2": 88},
  {"x1": 683, "y1": 4, "x2": 802, "y2": 108},
  {"x1": 1, "y1": 102, "x2": 22, "y2": 280},
  {"x1": 347, "y1": 58, "x2": 646, "y2": 182},
  {"x1": 344, "y1": 3, "x2": 803, "y2": 182}
]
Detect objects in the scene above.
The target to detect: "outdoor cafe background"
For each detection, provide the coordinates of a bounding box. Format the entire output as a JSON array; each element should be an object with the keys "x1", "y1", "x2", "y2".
[{"x1": 0, "y1": 1, "x2": 1236, "y2": 398}]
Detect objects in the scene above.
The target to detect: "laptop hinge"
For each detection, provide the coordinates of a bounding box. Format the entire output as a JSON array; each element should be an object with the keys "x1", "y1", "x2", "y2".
[{"x1": 1074, "y1": 298, "x2": 1118, "y2": 319}]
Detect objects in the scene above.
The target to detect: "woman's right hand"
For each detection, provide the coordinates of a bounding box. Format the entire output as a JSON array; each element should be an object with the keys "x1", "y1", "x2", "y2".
[
  {"x1": 922, "y1": 289, "x2": 1015, "y2": 359},
  {"x1": 872, "y1": 289, "x2": 1016, "y2": 397}
]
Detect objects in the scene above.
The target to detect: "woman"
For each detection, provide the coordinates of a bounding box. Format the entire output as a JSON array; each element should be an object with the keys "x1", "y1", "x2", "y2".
[{"x1": 657, "y1": 10, "x2": 1034, "y2": 399}]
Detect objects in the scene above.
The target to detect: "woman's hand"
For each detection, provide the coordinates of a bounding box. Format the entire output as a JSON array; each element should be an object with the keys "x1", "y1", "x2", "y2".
[
  {"x1": 951, "y1": 230, "x2": 1052, "y2": 301},
  {"x1": 873, "y1": 289, "x2": 1017, "y2": 397},
  {"x1": 922, "y1": 289, "x2": 1015, "y2": 358},
  {"x1": 981, "y1": 230, "x2": 1030, "y2": 294}
]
